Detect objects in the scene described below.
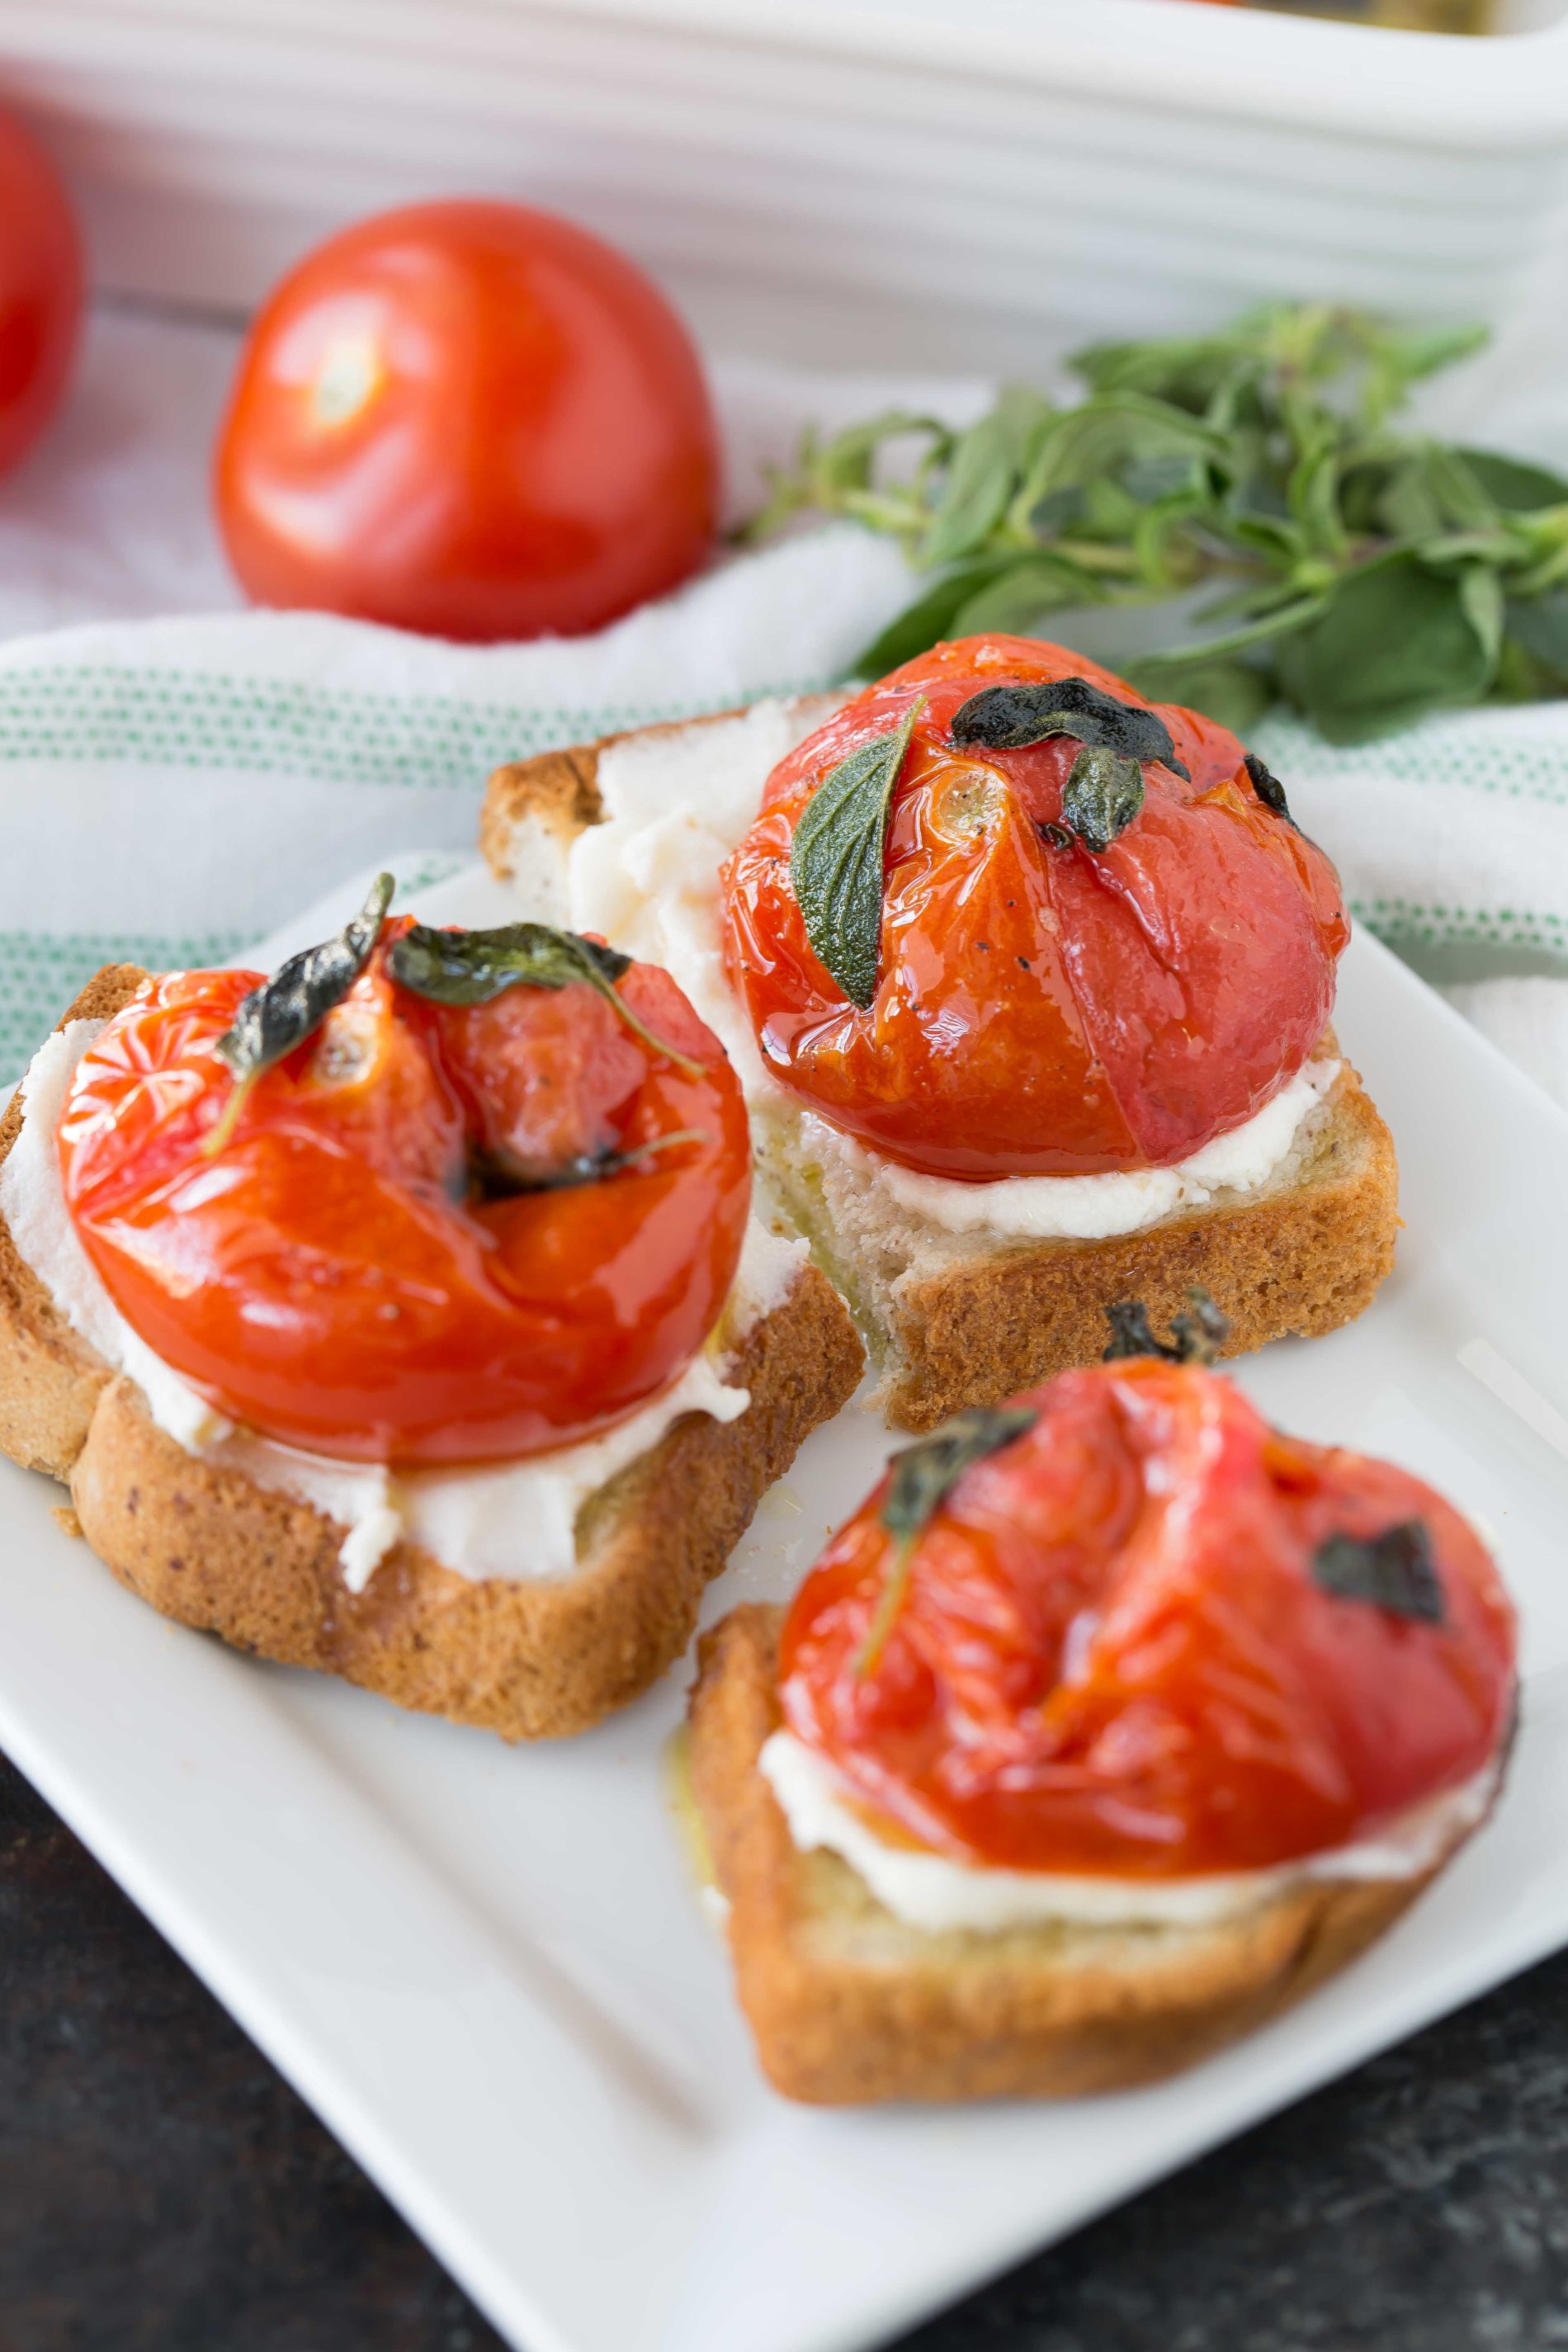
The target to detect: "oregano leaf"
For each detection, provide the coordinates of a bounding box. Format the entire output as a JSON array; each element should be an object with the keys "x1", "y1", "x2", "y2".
[
  {"x1": 1243, "y1": 749, "x2": 1295, "y2": 825},
  {"x1": 389, "y1": 919, "x2": 699, "y2": 1073},
  {"x1": 1103, "y1": 1290, "x2": 1230, "y2": 1366},
  {"x1": 790, "y1": 695, "x2": 924, "y2": 1010},
  {"x1": 389, "y1": 919, "x2": 630, "y2": 1004},
  {"x1": 215, "y1": 871, "x2": 394, "y2": 1089},
  {"x1": 1060, "y1": 747, "x2": 1144, "y2": 852},
  {"x1": 858, "y1": 1404, "x2": 1039, "y2": 1672},
  {"x1": 949, "y1": 675, "x2": 1188, "y2": 777},
  {"x1": 852, "y1": 561, "x2": 1020, "y2": 677},
  {"x1": 1312, "y1": 1521, "x2": 1445, "y2": 1624}
]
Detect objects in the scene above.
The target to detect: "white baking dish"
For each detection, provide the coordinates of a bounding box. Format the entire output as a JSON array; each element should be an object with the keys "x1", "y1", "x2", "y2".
[{"x1": 1, "y1": 0, "x2": 1566, "y2": 369}]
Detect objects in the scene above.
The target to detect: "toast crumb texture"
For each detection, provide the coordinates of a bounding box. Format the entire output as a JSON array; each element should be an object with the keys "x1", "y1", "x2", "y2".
[
  {"x1": 483, "y1": 726, "x2": 1399, "y2": 1429},
  {"x1": 1, "y1": 970, "x2": 864, "y2": 1740},
  {"x1": 688, "y1": 1605, "x2": 1443, "y2": 2105}
]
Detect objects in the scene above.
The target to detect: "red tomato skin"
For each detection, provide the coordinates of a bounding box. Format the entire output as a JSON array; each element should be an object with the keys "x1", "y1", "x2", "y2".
[
  {"x1": 723, "y1": 635, "x2": 1348, "y2": 1179},
  {"x1": 58, "y1": 945, "x2": 752, "y2": 1466},
  {"x1": 214, "y1": 200, "x2": 720, "y2": 641},
  {"x1": 0, "y1": 111, "x2": 83, "y2": 479},
  {"x1": 779, "y1": 1361, "x2": 1516, "y2": 1879}
]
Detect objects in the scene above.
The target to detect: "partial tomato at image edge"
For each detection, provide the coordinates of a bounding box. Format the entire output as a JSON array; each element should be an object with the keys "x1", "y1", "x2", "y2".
[{"x1": 0, "y1": 107, "x2": 83, "y2": 480}]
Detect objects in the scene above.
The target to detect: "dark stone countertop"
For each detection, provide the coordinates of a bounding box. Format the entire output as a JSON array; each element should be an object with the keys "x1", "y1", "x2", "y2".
[{"x1": 4, "y1": 1743, "x2": 1566, "y2": 2352}]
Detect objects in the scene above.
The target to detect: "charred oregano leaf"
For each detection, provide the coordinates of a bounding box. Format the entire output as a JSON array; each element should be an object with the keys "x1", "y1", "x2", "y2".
[
  {"x1": 857, "y1": 1403, "x2": 1038, "y2": 1673},
  {"x1": 1103, "y1": 1289, "x2": 1230, "y2": 1367},
  {"x1": 790, "y1": 694, "x2": 924, "y2": 1010},
  {"x1": 1060, "y1": 745, "x2": 1145, "y2": 852},
  {"x1": 1312, "y1": 1520, "x2": 1445, "y2": 1624},
  {"x1": 389, "y1": 919, "x2": 699, "y2": 1073},
  {"x1": 949, "y1": 676, "x2": 1190, "y2": 782},
  {"x1": 206, "y1": 871, "x2": 394, "y2": 1152},
  {"x1": 1243, "y1": 749, "x2": 1296, "y2": 826}
]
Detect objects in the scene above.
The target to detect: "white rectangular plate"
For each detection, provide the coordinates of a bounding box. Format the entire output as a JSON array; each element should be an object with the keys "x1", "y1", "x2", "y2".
[{"x1": 4, "y1": 884, "x2": 1568, "y2": 2352}]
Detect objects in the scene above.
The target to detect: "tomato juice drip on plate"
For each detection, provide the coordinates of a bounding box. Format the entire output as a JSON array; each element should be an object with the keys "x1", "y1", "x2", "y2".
[
  {"x1": 778, "y1": 1359, "x2": 1516, "y2": 1880},
  {"x1": 57, "y1": 923, "x2": 752, "y2": 1467},
  {"x1": 722, "y1": 635, "x2": 1348, "y2": 1181}
]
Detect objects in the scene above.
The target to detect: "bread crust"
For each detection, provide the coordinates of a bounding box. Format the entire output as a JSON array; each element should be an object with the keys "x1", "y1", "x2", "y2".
[
  {"x1": 0, "y1": 965, "x2": 147, "y2": 1477},
  {"x1": 482, "y1": 722, "x2": 1400, "y2": 1429},
  {"x1": 868, "y1": 1067, "x2": 1398, "y2": 1429},
  {"x1": 688, "y1": 1605, "x2": 1457, "y2": 2106},
  {"x1": 1, "y1": 971, "x2": 864, "y2": 1740}
]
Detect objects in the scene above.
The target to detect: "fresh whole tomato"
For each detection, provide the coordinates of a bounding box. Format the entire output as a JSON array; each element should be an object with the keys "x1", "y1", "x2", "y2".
[
  {"x1": 58, "y1": 923, "x2": 752, "y2": 1465},
  {"x1": 723, "y1": 635, "x2": 1348, "y2": 1180},
  {"x1": 0, "y1": 109, "x2": 83, "y2": 479},
  {"x1": 214, "y1": 200, "x2": 720, "y2": 640},
  {"x1": 779, "y1": 1359, "x2": 1517, "y2": 1878}
]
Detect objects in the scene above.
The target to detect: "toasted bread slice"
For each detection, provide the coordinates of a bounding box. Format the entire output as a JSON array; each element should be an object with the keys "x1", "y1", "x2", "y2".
[
  {"x1": 482, "y1": 714, "x2": 1399, "y2": 1432},
  {"x1": 1, "y1": 971, "x2": 863, "y2": 1740},
  {"x1": 688, "y1": 1606, "x2": 1455, "y2": 2105}
]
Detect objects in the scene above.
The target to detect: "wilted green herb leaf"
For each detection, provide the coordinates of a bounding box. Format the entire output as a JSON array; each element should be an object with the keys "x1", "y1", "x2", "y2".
[
  {"x1": 389, "y1": 919, "x2": 698, "y2": 1072},
  {"x1": 1060, "y1": 746, "x2": 1145, "y2": 852},
  {"x1": 858, "y1": 1404, "x2": 1039, "y2": 1672},
  {"x1": 949, "y1": 675, "x2": 1187, "y2": 775},
  {"x1": 1103, "y1": 1289, "x2": 1230, "y2": 1366},
  {"x1": 215, "y1": 871, "x2": 394, "y2": 1092},
  {"x1": 390, "y1": 919, "x2": 627, "y2": 1004},
  {"x1": 1243, "y1": 750, "x2": 1294, "y2": 824},
  {"x1": 789, "y1": 696, "x2": 924, "y2": 1009},
  {"x1": 1312, "y1": 1521, "x2": 1445, "y2": 1623}
]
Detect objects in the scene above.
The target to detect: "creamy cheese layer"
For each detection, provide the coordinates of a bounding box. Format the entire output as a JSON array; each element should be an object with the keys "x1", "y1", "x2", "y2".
[
  {"x1": 553, "y1": 703, "x2": 1339, "y2": 1241},
  {"x1": 2, "y1": 1019, "x2": 807, "y2": 1591},
  {"x1": 760, "y1": 1731, "x2": 1499, "y2": 1933},
  {"x1": 795, "y1": 1060, "x2": 1341, "y2": 1241}
]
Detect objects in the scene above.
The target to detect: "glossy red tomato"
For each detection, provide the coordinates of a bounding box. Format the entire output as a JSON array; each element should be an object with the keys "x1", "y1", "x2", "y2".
[
  {"x1": 780, "y1": 1359, "x2": 1516, "y2": 1878},
  {"x1": 58, "y1": 928, "x2": 752, "y2": 1465},
  {"x1": 0, "y1": 110, "x2": 83, "y2": 479},
  {"x1": 723, "y1": 635, "x2": 1348, "y2": 1179},
  {"x1": 214, "y1": 200, "x2": 720, "y2": 640}
]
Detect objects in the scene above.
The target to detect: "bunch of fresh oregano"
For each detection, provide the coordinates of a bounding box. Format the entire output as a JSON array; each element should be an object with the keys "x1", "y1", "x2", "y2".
[{"x1": 745, "y1": 305, "x2": 1568, "y2": 744}]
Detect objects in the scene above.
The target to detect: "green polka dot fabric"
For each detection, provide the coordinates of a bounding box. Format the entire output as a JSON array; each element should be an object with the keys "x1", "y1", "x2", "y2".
[{"x1": 2, "y1": 532, "x2": 1567, "y2": 1107}]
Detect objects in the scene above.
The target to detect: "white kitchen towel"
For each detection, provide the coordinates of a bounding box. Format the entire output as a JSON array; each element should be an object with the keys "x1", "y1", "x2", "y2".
[{"x1": 2, "y1": 517, "x2": 1567, "y2": 1112}]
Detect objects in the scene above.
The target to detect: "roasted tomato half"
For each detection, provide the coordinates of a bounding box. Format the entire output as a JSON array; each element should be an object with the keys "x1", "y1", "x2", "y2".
[
  {"x1": 723, "y1": 635, "x2": 1348, "y2": 1179},
  {"x1": 780, "y1": 1359, "x2": 1516, "y2": 1878},
  {"x1": 58, "y1": 923, "x2": 751, "y2": 1466}
]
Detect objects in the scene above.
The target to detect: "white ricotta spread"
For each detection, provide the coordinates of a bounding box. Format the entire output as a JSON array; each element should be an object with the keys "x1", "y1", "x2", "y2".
[
  {"x1": 2, "y1": 1020, "x2": 807, "y2": 1592},
  {"x1": 759, "y1": 1731, "x2": 1500, "y2": 1933},
  {"x1": 565, "y1": 697, "x2": 845, "y2": 1099},
  {"x1": 543, "y1": 703, "x2": 1340, "y2": 1242},
  {"x1": 796, "y1": 1058, "x2": 1341, "y2": 1241}
]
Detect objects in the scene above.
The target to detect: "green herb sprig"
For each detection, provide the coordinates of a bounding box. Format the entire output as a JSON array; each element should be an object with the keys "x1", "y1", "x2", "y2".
[{"x1": 746, "y1": 305, "x2": 1568, "y2": 744}]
